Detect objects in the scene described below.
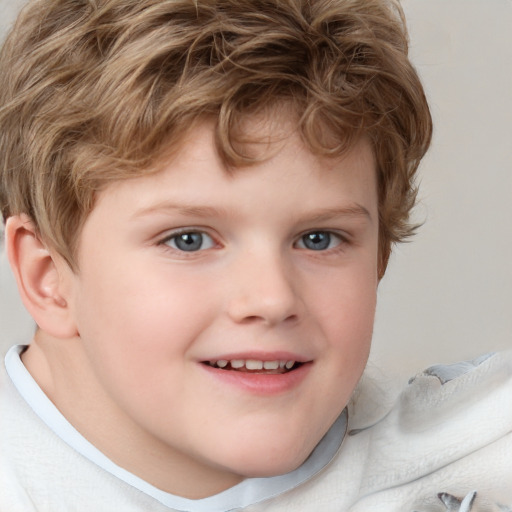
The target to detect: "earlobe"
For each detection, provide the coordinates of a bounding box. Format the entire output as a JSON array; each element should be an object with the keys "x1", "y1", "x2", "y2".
[{"x1": 5, "y1": 215, "x2": 77, "y2": 339}]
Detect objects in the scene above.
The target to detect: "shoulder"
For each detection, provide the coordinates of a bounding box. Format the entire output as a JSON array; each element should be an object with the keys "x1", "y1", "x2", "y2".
[
  {"x1": 348, "y1": 351, "x2": 512, "y2": 511},
  {"x1": 0, "y1": 350, "x2": 42, "y2": 511},
  {"x1": 0, "y1": 347, "x2": 176, "y2": 512},
  {"x1": 351, "y1": 350, "x2": 512, "y2": 440},
  {"x1": 397, "y1": 351, "x2": 512, "y2": 436},
  {"x1": 404, "y1": 351, "x2": 511, "y2": 403}
]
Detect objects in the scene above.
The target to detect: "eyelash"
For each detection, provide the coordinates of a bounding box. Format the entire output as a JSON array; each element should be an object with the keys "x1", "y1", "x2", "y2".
[
  {"x1": 158, "y1": 229, "x2": 217, "y2": 254},
  {"x1": 157, "y1": 229, "x2": 349, "y2": 255}
]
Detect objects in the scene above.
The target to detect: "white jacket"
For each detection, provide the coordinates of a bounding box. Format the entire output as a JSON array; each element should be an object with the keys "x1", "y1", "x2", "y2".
[{"x1": 1, "y1": 346, "x2": 511, "y2": 511}]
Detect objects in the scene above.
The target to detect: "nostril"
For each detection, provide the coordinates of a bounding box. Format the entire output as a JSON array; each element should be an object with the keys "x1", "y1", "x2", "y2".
[
  {"x1": 236, "y1": 313, "x2": 299, "y2": 326},
  {"x1": 242, "y1": 315, "x2": 263, "y2": 323}
]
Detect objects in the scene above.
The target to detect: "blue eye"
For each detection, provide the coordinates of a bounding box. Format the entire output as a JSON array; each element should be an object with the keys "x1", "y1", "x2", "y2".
[
  {"x1": 297, "y1": 231, "x2": 341, "y2": 251},
  {"x1": 165, "y1": 231, "x2": 215, "y2": 252}
]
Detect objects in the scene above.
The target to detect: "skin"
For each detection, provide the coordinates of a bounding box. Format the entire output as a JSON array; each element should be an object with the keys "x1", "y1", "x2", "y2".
[{"x1": 20, "y1": 119, "x2": 379, "y2": 499}]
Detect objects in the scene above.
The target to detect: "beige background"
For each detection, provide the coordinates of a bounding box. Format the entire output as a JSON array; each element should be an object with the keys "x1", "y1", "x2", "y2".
[{"x1": 1, "y1": 0, "x2": 511, "y2": 376}]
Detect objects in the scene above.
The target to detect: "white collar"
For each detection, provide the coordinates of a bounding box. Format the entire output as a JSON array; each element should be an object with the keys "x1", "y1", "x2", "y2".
[{"x1": 5, "y1": 344, "x2": 347, "y2": 512}]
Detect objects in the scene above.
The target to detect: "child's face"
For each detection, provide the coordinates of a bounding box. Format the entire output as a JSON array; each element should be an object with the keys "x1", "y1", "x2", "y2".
[{"x1": 65, "y1": 119, "x2": 379, "y2": 494}]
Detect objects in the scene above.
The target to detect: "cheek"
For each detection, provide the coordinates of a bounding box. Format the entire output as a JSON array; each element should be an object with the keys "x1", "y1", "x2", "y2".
[
  {"x1": 75, "y1": 255, "x2": 205, "y2": 335},
  {"x1": 316, "y1": 268, "x2": 377, "y2": 329},
  {"x1": 71, "y1": 261, "x2": 215, "y2": 388},
  {"x1": 313, "y1": 270, "x2": 377, "y2": 372},
  {"x1": 299, "y1": 275, "x2": 376, "y2": 448}
]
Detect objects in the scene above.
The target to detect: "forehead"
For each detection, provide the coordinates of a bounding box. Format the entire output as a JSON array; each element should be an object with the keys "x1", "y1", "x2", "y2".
[
  {"x1": 154, "y1": 112, "x2": 375, "y2": 180},
  {"x1": 85, "y1": 115, "x2": 377, "y2": 232}
]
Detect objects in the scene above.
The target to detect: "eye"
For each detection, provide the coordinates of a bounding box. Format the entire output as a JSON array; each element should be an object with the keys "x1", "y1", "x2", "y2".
[
  {"x1": 163, "y1": 231, "x2": 215, "y2": 252},
  {"x1": 296, "y1": 231, "x2": 342, "y2": 251}
]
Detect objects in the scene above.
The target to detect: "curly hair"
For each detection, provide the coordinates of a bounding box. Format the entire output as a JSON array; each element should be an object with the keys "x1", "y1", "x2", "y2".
[{"x1": 0, "y1": 0, "x2": 432, "y2": 276}]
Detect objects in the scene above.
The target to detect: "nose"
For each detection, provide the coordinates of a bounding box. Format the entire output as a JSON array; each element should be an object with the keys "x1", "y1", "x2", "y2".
[{"x1": 226, "y1": 249, "x2": 302, "y2": 326}]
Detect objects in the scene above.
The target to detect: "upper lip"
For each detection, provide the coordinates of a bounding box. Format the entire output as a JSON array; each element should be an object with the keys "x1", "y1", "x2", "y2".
[{"x1": 198, "y1": 351, "x2": 313, "y2": 363}]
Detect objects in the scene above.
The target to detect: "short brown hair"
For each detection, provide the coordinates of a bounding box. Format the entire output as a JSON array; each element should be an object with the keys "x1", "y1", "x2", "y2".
[{"x1": 0, "y1": 0, "x2": 432, "y2": 276}]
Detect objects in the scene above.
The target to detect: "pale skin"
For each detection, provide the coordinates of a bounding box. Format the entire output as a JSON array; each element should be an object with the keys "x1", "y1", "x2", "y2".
[{"x1": 6, "y1": 118, "x2": 380, "y2": 499}]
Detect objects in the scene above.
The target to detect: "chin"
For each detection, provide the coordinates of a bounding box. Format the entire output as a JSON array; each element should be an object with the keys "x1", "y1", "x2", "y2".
[{"x1": 217, "y1": 441, "x2": 313, "y2": 479}]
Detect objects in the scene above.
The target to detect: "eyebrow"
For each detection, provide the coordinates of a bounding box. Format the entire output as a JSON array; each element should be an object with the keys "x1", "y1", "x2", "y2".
[
  {"x1": 132, "y1": 202, "x2": 230, "y2": 220},
  {"x1": 132, "y1": 202, "x2": 373, "y2": 223},
  {"x1": 296, "y1": 205, "x2": 373, "y2": 224}
]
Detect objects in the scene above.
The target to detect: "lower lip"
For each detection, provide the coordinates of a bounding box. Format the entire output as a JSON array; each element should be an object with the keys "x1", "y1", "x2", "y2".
[{"x1": 200, "y1": 363, "x2": 312, "y2": 395}]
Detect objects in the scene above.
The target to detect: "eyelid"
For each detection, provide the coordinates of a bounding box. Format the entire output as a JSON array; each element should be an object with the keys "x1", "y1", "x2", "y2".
[{"x1": 294, "y1": 229, "x2": 348, "y2": 250}]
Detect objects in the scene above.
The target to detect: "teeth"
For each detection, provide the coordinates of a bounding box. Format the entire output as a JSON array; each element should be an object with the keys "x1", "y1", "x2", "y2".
[
  {"x1": 211, "y1": 359, "x2": 297, "y2": 371},
  {"x1": 246, "y1": 360, "x2": 263, "y2": 370}
]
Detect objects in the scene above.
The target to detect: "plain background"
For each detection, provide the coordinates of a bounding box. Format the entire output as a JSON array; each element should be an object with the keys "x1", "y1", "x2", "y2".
[{"x1": 0, "y1": 0, "x2": 511, "y2": 377}]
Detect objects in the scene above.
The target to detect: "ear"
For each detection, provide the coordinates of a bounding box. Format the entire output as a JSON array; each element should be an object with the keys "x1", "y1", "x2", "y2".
[{"x1": 5, "y1": 215, "x2": 78, "y2": 339}]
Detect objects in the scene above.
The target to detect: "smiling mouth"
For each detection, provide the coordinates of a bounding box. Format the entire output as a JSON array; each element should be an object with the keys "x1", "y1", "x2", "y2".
[{"x1": 203, "y1": 359, "x2": 304, "y2": 374}]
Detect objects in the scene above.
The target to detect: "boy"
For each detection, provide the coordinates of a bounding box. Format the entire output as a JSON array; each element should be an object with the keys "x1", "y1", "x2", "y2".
[{"x1": 0, "y1": 0, "x2": 511, "y2": 510}]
